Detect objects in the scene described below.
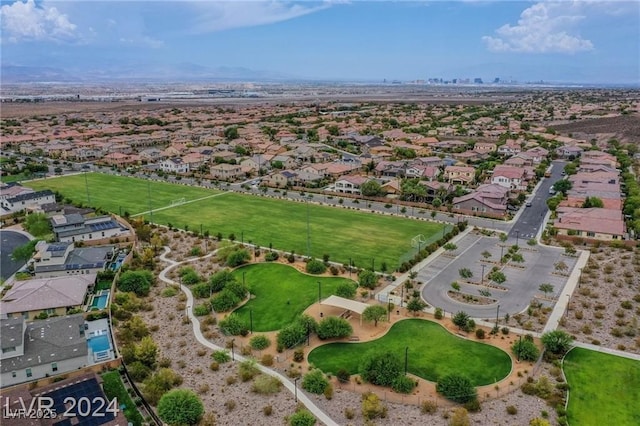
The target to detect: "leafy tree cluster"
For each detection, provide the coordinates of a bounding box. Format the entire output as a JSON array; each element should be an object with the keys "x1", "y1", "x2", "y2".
[
  {"x1": 11, "y1": 239, "x2": 40, "y2": 262},
  {"x1": 277, "y1": 314, "x2": 317, "y2": 350},
  {"x1": 436, "y1": 373, "x2": 477, "y2": 404},
  {"x1": 511, "y1": 334, "x2": 540, "y2": 361},
  {"x1": 218, "y1": 313, "x2": 249, "y2": 336},
  {"x1": 362, "y1": 304, "x2": 387, "y2": 327},
  {"x1": 452, "y1": 311, "x2": 476, "y2": 332},
  {"x1": 301, "y1": 369, "x2": 330, "y2": 394},
  {"x1": 316, "y1": 316, "x2": 353, "y2": 340},
  {"x1": 117, "y1": 269, "x2": 154, "y2": 296},
  {"x1": 226, "y1": 248, "x2": 250, "y2": 267},
  {"x1": 335, "y1": 282, "x2": 357, "y2": 299},
  {"x1": 358, "y1": 269, "x2": 378, "y2": 289},
  {"x1": 142, "y1": 368, "x2": 183, "y2": 405},
  {"x1": 157, "y1": 389, "x2": 204, "y2": 426},
  {"x1": 23, "y1": 213, "x2": 51, "y2": 237}
]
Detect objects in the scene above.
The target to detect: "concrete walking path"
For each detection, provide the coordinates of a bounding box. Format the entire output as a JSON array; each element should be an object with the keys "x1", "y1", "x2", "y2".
[{"x1": 157, "y1": 246, "x2": 339, "y2": 426}]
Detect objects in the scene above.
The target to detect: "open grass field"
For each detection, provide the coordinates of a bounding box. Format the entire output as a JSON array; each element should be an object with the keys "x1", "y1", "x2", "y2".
[
  {"x1": 231, "y1": 263, "x2": 355, "y2": 332},
  {"x1": 29, "y1": 173, "x2": 446, "y2": 268},
  {"x1": 563, "y1": 348, "x2": 640, "y2": 426},
  {"x1": 308, "y1": 319, "x2": 511, "y2": 386},
  {"x1": 28, "y1": 173, "x2": 219, "y2": 216}
]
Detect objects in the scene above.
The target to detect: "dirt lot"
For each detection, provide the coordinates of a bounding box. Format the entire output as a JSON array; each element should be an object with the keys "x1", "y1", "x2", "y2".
[{"x1": 550, "y1": 114, "x2": 640, "y2": 143}]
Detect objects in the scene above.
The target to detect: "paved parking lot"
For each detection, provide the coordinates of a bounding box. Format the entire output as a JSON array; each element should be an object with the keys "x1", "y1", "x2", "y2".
[
  {"x1": 420, "y1": 233, "x2": 575, "y2": 318},
  {"x1": 0, "y1": 230, "x2": 30, "y2": 280}
]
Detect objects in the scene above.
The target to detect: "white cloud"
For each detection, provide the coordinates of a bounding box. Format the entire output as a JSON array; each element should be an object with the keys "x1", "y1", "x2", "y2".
[
  {"x1": 482, "y1": 2, "x2": 594, "y2": 53},
  {"x1": 0, "y1": 0, "x2": 77, "y2": 42},
  {"x1": 190, "y1": 1, "x2": 337, "y2": 33}
]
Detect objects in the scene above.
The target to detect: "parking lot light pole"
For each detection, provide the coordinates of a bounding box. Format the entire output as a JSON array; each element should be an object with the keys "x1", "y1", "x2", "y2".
[
  {"x1": 495, "y1": 304, "x2": 500, "y2": 329},
  {"x1": 318, "y1": 281, "x2": 321, "y2": 303},
  {"x1": 294, "y1": 377, "x2": 299, "y2": 402}
]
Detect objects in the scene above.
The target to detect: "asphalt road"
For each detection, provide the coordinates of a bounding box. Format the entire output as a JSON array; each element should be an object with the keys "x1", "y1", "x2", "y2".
[
  {"x1": 508, "y1": 159, "x2": 565, "y2": 241},
  {"x1": 0, "y1": 230, "x2": 30, "y2": 280}
]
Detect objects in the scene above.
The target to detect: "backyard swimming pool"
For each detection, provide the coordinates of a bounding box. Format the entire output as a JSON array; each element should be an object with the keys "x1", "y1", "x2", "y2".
[
  {"x1": 87, "y1": 334, "x2": 110, "y2": 353},
  {"x1": 90, "y1": 290, "x2": 110, "y2": 310}
]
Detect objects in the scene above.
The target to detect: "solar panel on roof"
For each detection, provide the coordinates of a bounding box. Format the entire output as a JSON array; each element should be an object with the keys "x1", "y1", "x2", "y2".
[{"x1": 44, "y1": 377, "x2": 116, "y2": 426}]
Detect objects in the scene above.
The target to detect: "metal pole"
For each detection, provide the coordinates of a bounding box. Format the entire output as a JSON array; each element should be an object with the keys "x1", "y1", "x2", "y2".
[
  {"x1": 241, "y1": 230, "x2": 244, "y2": 245},
  {"x1": 250, "y1": 310, "x2": 253, "y2": 334},
  {"x1": 496, "y1": 304, "x2": 500, "y2": 328},
  {"x1": 147, "y1": 180, "x2": 153, "y2": 223},
  {"x1": 200, "y1": 224, "x2": 203, "y2": 236},
  {"x1": 481, "y1": 264, "x2": 485, "y2": 286},
  {"x1": 243, "y1": 271, "x2": 246, "y2": 286},
  {"x1": 405, "y1": 346, "x2": 409, "y2": 375},
  {"x1": 401, "y1": 283, "x2": 404, "y2": 308},
  {"x1": 231, "y1": 339, "x2": 235, "y2": 361},
  {"x1": 84, "y1": 171, "x2": 91, "y2": 205},
  {"x1": 388, "y1": 299, "x2": 391, "y2": 321},
  {"x1": 318, "y1": 281, "x2": 321, "y2": 303},
  {"x1": 349, "y1": 258, "x2": 352, "y2": 279},
  {"x1": 515, "y1": 231, "x2": 519, "y2": 247},
  {"x1": 306, "y1": 198, "x2": 311, "y2": 258},
  {"x1": 371, "y1": 258, "x2": 375, "y2": 271},
  {"x1": 500, "y1": 245, "x2": 504, "y2": 262},
  {"x1": 517, "y1": 335, "x2": 522, "y2": 362},
  {"x1": 294, "y1": 377, "x2": 299, "y2": 402}
]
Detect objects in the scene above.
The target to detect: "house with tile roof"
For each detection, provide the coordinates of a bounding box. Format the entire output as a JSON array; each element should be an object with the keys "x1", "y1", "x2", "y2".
[{"x1": 554, "y1": 207, "x2": 626, "y2": 241}]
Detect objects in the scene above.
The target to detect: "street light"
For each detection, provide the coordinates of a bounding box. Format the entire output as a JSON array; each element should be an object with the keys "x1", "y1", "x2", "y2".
[
  {"x1": 243, "y1": 271, "x2": 246, "y2": 286},
  {"x1": 517, "y1": 335, "x2": 522, "y2": 362},
  {"x1": 294, "y1": 377, "x2": 299, "y2": 402},
  {"x1": 349, "y1": 257, "x2": 352, "y2": 279},
  {"x1": 515, "y1": 230, "x2": 520, "y2": 247},
  {"x1": 481, "y1": 264, "x2": 486, "y2": 286},
  {"x1": 565, "y1": 294, "x2": 571, "y2": 317},
  {"x1": 250, "y1": 310, "x2": 253, "y2": 334},
  {"x1": 318, "y1": 281, "x2": 322, "y2": 303},
  {"x1": 496, "y1": 304, "x2": 500, "y2": 329}
]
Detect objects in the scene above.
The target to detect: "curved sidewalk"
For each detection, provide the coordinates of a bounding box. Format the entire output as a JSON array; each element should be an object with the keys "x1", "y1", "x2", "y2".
[{"x1": 157, "y1": 247, "x2": 339, "y2": 426}]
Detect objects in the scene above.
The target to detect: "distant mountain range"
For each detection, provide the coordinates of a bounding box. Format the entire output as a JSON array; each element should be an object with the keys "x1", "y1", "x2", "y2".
[{"x1": 1, "y1": 62, "x2": 296, "y2": 83}]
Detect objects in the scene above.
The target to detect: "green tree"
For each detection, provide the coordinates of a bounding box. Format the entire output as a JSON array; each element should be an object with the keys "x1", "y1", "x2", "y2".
[
  {"x1": 452, "y1": 311, "x2": 470, "y2": 329},
  {"x1": 210, "y1": 289, "x2": 241, "y2": 312},
  {"x1": 143, "y1": 368, "x2": 183, "y2": 405},
  {"x1": 358, "y1": 270, "x2": 378, "y2": 289},
  {"x1": 360, "y1": 180, "x2": 383, "y2": 197},
  {"x1": 11, "y1": 239, "x2": 39, "y2": 262},
  {"x1": 302, "y1": 369, "x2": 329, "y2": 394},
  {"x1": 406, "y1": 298, "x2": 427, "y2": 316},
  {"x1": 488, "y1": 270, "x2": 506, "y2": 284},
  {"x1": 553, "y1": 179, "x2": 572, "y2": 195},
  {"x1": 134, "y1": 336, "x2": 158, "y2": 368},
  {"x1": 359, "y1": 350, "x2": 402, "y2": 386},
  {"x1": 224, "y1": 126, "x2": 239, "y2": 140},
  {"x1": 436, "y1": 374, "x2": 477, "y2": 403},
  {"x1": 157, "y1": 389, "x2": 204, "y2": 426},
  {"x1": 117, "y1": 270, "x2": 153, "y2": 296},
  {"x1": 335, "y1": 282, "x2": 357, "y2": 299},
  {"x1": 538, "y1": 283, "x2": 554, "y2": 297},
  {"x1": 23, "y1": 213, "x2": 51, "y2": 237},
  {"x1": 316, "y1": 316, "x2": 353, "y2": 340},
  {"x1": 443, "y1": 243, "x2": 457, "y2": 252},
  {"x1": 209, "y1": 269, "x2": 236, "y2": 292},
  {"x1": 226, "y1": 249, "x2": 250, "y2": 267},
  {"x1": 541, "y1": 330, "x2": 573, "y2": 355},
  {"x1": 511, "y1": 338, "x2": 539, "y2": 361},
  {"x1": 306, "y1": 259, "x2": 327, "y2": 274},
  {"x1": 362, "y1": 305, "x2": 387, "y2": 327},
  {"x1": 582, "y1": 196, "x2": 604, "y2": 208}
]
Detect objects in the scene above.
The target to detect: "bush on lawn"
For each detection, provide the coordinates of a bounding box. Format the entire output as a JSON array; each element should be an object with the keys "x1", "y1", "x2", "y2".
[
  {"x1": 392, "y1": 375, "x2": 417, "y2": 394},
  {"x1": 211, "y1": 289, "x2": 241, "y2": 312}
]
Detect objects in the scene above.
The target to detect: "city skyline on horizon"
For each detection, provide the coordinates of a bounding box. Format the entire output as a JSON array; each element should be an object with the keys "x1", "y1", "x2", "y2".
[{"x1": 1, "y1": 1, "x2": 639, "y2": 85}]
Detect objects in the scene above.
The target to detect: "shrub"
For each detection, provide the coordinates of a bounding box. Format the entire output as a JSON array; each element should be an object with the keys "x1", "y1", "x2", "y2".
[
  {"x1": 249, "y1": 335, "x2": 271, "y2": 350},
  {"x1": 511, "y1": 339, "x2": 540, "y2": 361},
  {"x1": 501, "y1": 326, "x2": 510, "y2": 335},
  {"x1": 421, "y1": 400, "x2": 437, "y2": 414},
  {"x1": 212, "y1": 350, "x2": 231, "y2": 363},
  {"x1": 316, "y1": 316, "x2": 353, "y2": 340},
  {"x1": 209, "y1": 361, "x2": 219, "y2": 371},
  {"x1": 288, "y1": 409, "x2": 316, "y2": 426},
  {"x1": 506, "y1": 405, "x2": 518, "y2": 415},
  {"x1": 219, "y1": 314, "x2": 249, "y2": 336},
  {"x1": 302, "y1": 369, "x2": 329, "y2": 394},
  {"x1": 193, "y1": 303, "x2": 211, "y2": 317},
  {"x1": 263, "y1": 405, "x2": 273, "y2": 416},
  {"x1": 226, "y1": 248, "x2": 250, "y2": 267},
  {"x1": 436, "y1": 374, "x2": 477, "y2": 404},
  {"x1": 452, "y1": 311, "x2": 470, "y2": 329},
  {"x1": 293, "y1": 348, "x2": 305, "y2": 363},
  {"x1": 261, "y1": 354, "x2": 274, "y2": 366},
  {"x1": 306, "y1": 259, "x2": 327, "y2": 274},
  {"x1": 475, "y1": 328, "x2": 486, "y2": 339},
  {"x1": 161, "y1": 286, "x2": 178, "y2": 297},
  {"x1": 224, "y1": 399, "x2": 236, "y2": 411},
  {"x1": 541, "y1": 330, "x2": 573, "y2": 355},
  {"x1": 238, "y1": 359, "x2": 260, "y2": 382},
  {"x1": 264, "y1": 251, "x2": 279, "y2": 261},
  {"x1": 336, "y1": 369, "x2": 350, "y2": 384},
  {"x1": 157, "y1": 389, "x2": 203, "y2": 426},
  {"x1": 344, "y1": 408, "x2": 355, "y2": 419},
  {"x1": 361, "y1": 392, "x2": 387, "y2": 420},
  {"x1": 449, "y1": 407, "x2": 470, "y2": 426},
  {"x1": 358, "y1": 270, "x2": 378, "y2": 289},
  {"x1": 392, "y1": 375, "x2": 416, "y2": 394},
  {"x1": 434, "y1": 307, "x2": 444, "y2": 320},
  {"x1": 359, "y1": 350, "x2": 402, "y2": 387},
  {"x1": 464, "y1": 398, "x2": 481, "y2": 413},
  {"x1": 210, "y1": 289, "x2": 240, "y2": 312},
  {"x1": 323, "y1": 382, "x2": 334, "y2": 400},
  {"x1": 128, "y1": 361, "x2": 151, "y2": 382}
]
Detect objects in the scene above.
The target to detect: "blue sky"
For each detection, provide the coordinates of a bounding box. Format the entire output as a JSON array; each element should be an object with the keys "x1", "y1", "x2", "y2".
[{"x1": 1, "y1": 1, "x2": 639, "y2": 84}]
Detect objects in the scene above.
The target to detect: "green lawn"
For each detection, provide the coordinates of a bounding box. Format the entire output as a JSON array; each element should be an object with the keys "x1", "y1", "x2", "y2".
[
  {"x1": 1, "y1": 173, "x2": 31, "y2": 183},
  {"x1": 563, "y1": 348, "x2": 640, "y2": 426},
  {"x1": 101, "y1": 370, "x2": 144, "y2": 426},
  {"x1": 308, "y1": 319, "x2": 511, "y2": 386},
  {"x1": 29, "y1": 173, "x2": 446, "y2": 268},
  {"x1": 28, "y1": 173, "x2": 219, "y2": 216},
  {"x1": 231, "y1": 263, "x2": 356, "y2": 332}
]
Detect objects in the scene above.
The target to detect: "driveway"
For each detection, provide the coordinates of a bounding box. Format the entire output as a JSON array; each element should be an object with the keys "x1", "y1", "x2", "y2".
[{"x1": 0, "y1": 230, "x2": 31, "y2": 280}]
